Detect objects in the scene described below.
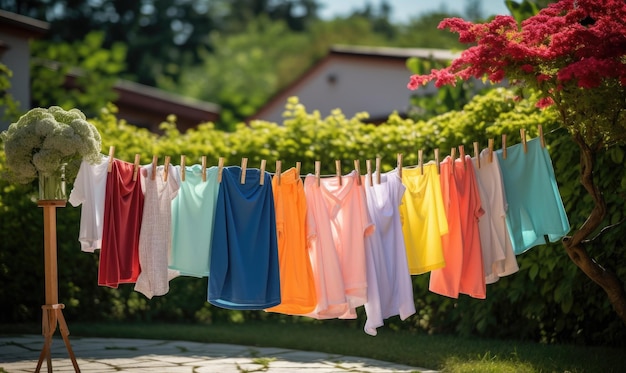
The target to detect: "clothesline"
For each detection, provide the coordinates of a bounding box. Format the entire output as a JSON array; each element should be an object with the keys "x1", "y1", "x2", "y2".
[
  {"x1": 70, "y1": 123, "x2": 565, "y2": 337},
  {"x1": 104, "y1": 126, "x2": 545, "y2": 185}
]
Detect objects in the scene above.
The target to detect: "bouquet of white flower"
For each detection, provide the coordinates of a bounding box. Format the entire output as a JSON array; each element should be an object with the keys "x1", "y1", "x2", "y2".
[{"x1": 0, "y1": 106, "x2": 102, "y2": 187}]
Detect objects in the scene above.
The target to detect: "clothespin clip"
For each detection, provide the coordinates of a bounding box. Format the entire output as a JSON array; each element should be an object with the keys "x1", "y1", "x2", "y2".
[
  {"x1": 366, "y1": 159, "x2": 373, "y2": 186},
  {"x1": 488, "y1": 139, "x2": 494, "y2": 163},
  {"x1": 132, "y1": 154, "x2": 141, "y2": 181},
  {"x1": 502, "y1": 134, "x2": 507, "y2": 160},
  {"x1": 240, "y1": 158, "x2": 248, "y2": 184},
  {"x1": 459, "y1": 145, "x2": 466, "y2": 169},
  {"x1": 538, "y1": 125, "x2": 545, "y2": 148},
  {"x1": 354, "y1": 159, "x2": 361, "y2": 186},
  {"x1": 201, "y1": 156, "x2": 207, "y2": 182},
  {"x1": 275, "y1": 160, "x2": 282, "y2": 185},
  {"x1": 180, "y1": 155, "x2": 186, "y2": 182},
  {"x1": 315, "y1": 161, "x2": 321, "y2": 186},
  {"x1": 520, "y1": 128, "x2": 527, "y2": 153},
  {"x1": 434, "y1": 148, "x2": 440, "y2": 174},
  {"x1": 335, "y1": 160, "x2": 342, "y2": 186},
  {"x1": 296, "y1": 161, "x2": 301, "y2": 180},
  {"x1": 217, "y1": 157, "x2": 224, "y2": 182},
  {"x1": 375, "y1": 157, "x2": 381, "y2": 185},
  {"x1": 107, "y1": 146, "x2": 115, "y2": 172},
  {"x1": 163, "y1": 156, "x2": 170, "y2": 182},
  {"x1": 397, "y1": 153, "x2": 403, "y2": 179},
  {"x1": 151, "y1": 155, "x2": 158, "y2": 181},
  {"x1": 473, "y1": 142, "x2": 480, "y2": 169},
  {"x1": 259, "y1": 159, "x2": 266, "y2": 185},
  {"x1": 418, "y1": 149, "x2": 424, "y2": 175}
]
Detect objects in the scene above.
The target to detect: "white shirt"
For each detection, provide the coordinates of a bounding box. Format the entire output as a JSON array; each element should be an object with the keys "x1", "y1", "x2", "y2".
[{"x1": 68, "y1": 155, "x2": 108, "y2": 253}]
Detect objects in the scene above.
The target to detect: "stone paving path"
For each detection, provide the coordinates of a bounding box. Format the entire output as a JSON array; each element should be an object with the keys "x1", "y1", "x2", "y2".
[{"x1": 0, "y1": 335, "x2": 437, "y2": 372}]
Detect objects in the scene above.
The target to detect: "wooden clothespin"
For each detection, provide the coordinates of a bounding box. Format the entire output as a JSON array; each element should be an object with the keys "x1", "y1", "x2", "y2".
[
  {"x1": 418, "y1": 149, "x2": 424, "y2": 175},
  {"x1": 459, "y1": 145, "x2": 466, "y2": 169},
  {"x1": 180, "y1": 155, "x2": 186, "y2": 182},
  {"x1": 451, "y1": 147, "x2": 456, "y2": 162},
  {"x1": 397, "y1": 153, "x2": 403, "y2": 179},
  {"x1": 488, "y1": 139, "x2": 494, "y2": 163},
  {"x1": 132, "y1": 154, "x2": 141, "y2": 181},
  {"x1": 315, "y1": 161, "x2": 321, "y2": 186},
  {"x1": 520, "y1": 128, "x2": 527, "y2": 153},
  {"x1": 217, "y1": 157, "x2": 224, "y2": 182},
  {"x1": 366, "y1": 159, "x2": 373, "y2": 187},
  {"x1": 107, "y1": 146, "x2": 115, "y2": 172},
  {"x1": 275, "y1": 160, "x2": 282, "y2": 185},
  {"x1": 151, "y1": 155, "x2": 158, "y2": 181},
  {"x1": 240, "y1": 158, "x2": 248, "y2": 184},
  {"x1": 434, "y1": 148, "x2": 440, "y2": 174},
  {"x1": 538, "y1": 125, "x2": 545, "y2": 148},
  {"x1": 375, "y1": 157, "x2": 381, "y2": 185},
  {"x1": 163, "y1": 156, "x2": 170, "y2": 182},
  {"x1": 259, "y1": 159, "x2": 266, "y2": 185},
  {"x1": 335, "y1": 160, "x2": 342, "y2": 186},
  {"x1": 502, "y1": 134, "x2": 508, "y2": 160},
  {"x1": 473, "y1": 142, "x2": 480, "y2": 169},
  {"x1": 296, "y1": 161, "x2": 301, "y2": 180},
  {"x1": 354, "y1": 159, "x2": 361, "y2": 186},
  {"x1": 201, "y1": 156, "x2": 207, "y2": 182}
]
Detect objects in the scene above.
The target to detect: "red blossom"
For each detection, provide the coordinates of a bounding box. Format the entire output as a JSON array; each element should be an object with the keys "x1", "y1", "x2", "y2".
[
  {"x1": 536, "y1": 96, "x2": 555, "y2": 108},
  {"x1": 407, "y1": 0, "x2": 626, "y2": 110}
]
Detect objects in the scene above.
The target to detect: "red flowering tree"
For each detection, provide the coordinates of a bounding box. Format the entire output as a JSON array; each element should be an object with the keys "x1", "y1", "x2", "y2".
[{"x1": 408, "y1": 0, "x2": 626, "y2": 324}]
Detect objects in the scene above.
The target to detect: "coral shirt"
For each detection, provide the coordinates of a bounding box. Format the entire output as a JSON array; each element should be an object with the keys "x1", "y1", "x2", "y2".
[
  {"x1": 99, "y1": 159, "x2": 144, "y2": 288},
  {"x1": 265, "y1": 167, "x2": 317, "y2": 315},
  {"x1": 429, "y1": 156, "x2": 486, "y2": 299}
]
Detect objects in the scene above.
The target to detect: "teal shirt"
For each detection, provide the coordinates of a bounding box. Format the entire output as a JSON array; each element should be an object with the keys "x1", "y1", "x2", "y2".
[{"x1": 169, "y1": 165, "x2": 219, "y2": 277}]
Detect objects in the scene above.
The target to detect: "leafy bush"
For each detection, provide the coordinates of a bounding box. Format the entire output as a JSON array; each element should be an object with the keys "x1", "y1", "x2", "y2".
[{"x1": 1, "y1": 91, "x2": 624, "y2": 346}]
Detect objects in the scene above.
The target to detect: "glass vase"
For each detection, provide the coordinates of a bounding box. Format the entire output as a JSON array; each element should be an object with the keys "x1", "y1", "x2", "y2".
[{"x1": 38, "y1": 165, "x2": 67, "y2": 201}]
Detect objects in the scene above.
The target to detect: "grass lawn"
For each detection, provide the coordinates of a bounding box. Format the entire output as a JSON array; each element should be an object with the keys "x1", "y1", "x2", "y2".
[{"x1": 1, "y1": 320, "x2": 623, "y2": 372}]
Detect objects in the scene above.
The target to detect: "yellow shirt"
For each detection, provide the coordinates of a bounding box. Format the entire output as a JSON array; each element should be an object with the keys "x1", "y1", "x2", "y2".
[{"x1": 399, "y1": 164, "x2": 448, "y2": 275}]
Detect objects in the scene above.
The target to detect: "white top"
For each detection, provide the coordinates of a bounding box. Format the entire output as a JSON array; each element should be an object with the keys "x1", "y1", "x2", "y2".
[
  {"x1": 134, "y1": 164, "x2": 180, "y2": 299},
  {"x1": 363, "y1": 170, "x2": 416, "y2": 336},
  {"x1": 68, "y1": 155, "x2": 108, "y2": 253},
  {"x1": 473, "y1": 150, "x2": 519, "y2": 284}
]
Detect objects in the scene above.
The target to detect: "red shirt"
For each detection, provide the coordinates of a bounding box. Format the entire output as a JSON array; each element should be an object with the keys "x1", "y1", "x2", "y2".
[{"x1": 99, "y1": 159, "x2": 144, "y2": 288}]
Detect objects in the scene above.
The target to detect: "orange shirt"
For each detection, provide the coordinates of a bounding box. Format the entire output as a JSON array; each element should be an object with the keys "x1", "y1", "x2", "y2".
[{"x1": 265, "y1": 167, "x2": 317, "y2": 315}]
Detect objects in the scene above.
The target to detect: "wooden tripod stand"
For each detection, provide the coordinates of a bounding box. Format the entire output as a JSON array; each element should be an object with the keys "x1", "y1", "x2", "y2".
[{"x1": 35, "y1": 200, "x2": 80, "y2": 373}]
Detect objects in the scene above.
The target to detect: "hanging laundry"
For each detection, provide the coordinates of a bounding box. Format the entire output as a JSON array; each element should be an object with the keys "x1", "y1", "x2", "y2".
[
  {"x1": 473, "y1": 149, "x2": 519, "y2": 284},
  {"x1": 169, "y1": 165, "x2": 219, "y2": 277},
  {"x1": 98, "y1": 159, "x2": 144, "y2": 288},
  {"x1": 304, "y1": 170, "x2": 372, "y2": 320},
  {"x1": 134, "y1": 164, "x2": 181, "y2": 299},
  {"x1": 68, "y1": 155, "x2": 108, "y2": 253},
  {"x1": 363, "y1": 170, "x2": 415, "y2": 336},
  {"x1": 208, "y1": 166, "x2": 281, "y2": 310},
  {"x1": 496, "y1": 138, "x2": 570, "y2": 254},
  {"x1": 398, "y1": 164, "x2": 448, "y2": 275},
  {"x1": 429, "y1": 156, "x2": 486, "y2": 299},
  {"x1": 265, "y1": 167, "x2": 317, "y2": 315}
]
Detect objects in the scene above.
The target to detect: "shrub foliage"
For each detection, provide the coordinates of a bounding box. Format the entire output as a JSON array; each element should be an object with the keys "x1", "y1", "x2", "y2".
[{"x1": 1, "y1": 91, "x2": 624, "y2": 345}]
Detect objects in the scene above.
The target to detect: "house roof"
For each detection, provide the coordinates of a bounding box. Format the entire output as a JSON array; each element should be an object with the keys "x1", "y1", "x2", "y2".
[
  {"x1": 113, "y1": 79, "x2": 221, "y2": 132},
  {"x1": 248, "y1": 45, "x2": 459, "y2": 123},
  {"x1": 0, "y1": 10, "x2": 49, "y2": 37}
]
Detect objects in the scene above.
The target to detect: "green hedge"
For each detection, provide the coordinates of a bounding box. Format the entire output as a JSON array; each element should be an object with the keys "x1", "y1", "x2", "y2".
[{"x1": 1, "y1": 90, "x2": 624, "y2": 346}]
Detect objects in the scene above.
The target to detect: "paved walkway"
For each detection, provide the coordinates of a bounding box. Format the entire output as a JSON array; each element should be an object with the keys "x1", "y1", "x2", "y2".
[{"x1": 0, "y1": 335, "x2": 436, "y2": 372}]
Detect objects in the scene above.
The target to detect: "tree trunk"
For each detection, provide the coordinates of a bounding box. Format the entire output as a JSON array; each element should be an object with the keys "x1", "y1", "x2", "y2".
[{"x1": 562, "y1": 133, "x2": 626, "y2": 325}]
